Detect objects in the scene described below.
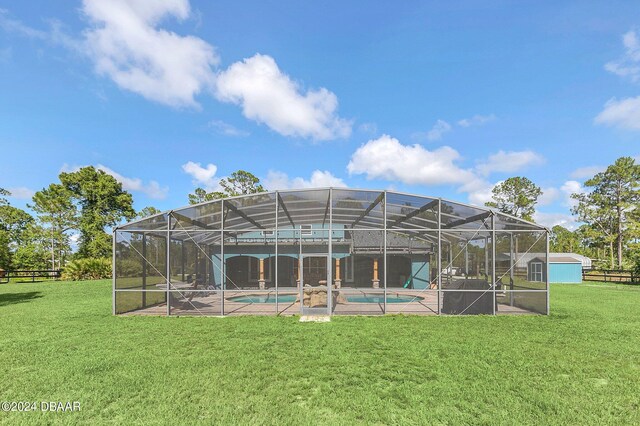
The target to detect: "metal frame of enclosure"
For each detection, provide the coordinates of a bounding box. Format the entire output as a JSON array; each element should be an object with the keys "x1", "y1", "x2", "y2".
[{"x1": 113, "y1": 188, "x2": 549, "y2": 316}]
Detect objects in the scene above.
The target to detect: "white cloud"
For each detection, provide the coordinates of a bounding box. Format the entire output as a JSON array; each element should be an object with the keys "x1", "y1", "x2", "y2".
[
  {"x1": 4, "y1": 3, "x2": 352, "y2": 142},
  {"x1": 347, "y1": 134, "x2": 476, "y2": 185},
  {"x1": 264, "y1": 170, "x2": 347, "y2": 190},
  {"x1": 0, "y1": 9, "x2": 48, "y2": 39},
  {"x1": 69, "y1": 232, "x2": 81, "y2": 250},
  {"x1": 346, "y1": 138, "x2": 556, "y2": 210},
  {"x1": 96, "y1": 164, "x2": 168, "y2": 199},
  {"x1": 457, "y1": 114, "x2": 496, "y2": 127},
  {"x1": 208, "y1": 119, "x2": 249, "y2": 137},
  {"x1": 532, "y1": 212, "x2": 578, "y2": 230},
  {"x1": 358, "y1": 122, "x2": 378, "y2": 135},
  {"x1": 561, "y1": 180, "x2": 583, "y2": 195},
  {"x1": 425, "y1": 119, "x2": 452, "y2": 141},
  {"x1": 595, "y1": 96, "x2": 640, "y2": 130},
  {"x1": 60, "y1": 163, "x2": 81, "y2": 173},
  {"x1": 537, "y1": 187, "x2": 561, "y2": 206},
  {"x1": 476, "y1": 150, "x2": 545, "y2": 176},
  {"x1": 81, "y1": 0, "x2": 218, "y2": 108},
  {"x1": 501, "y1": 182, "x2": 580, "y2": 214},
  {"x1": 6, "y1": 187, "x2": 35, "y2": 200},
  {"x1": 570, "y1": 165, "x2": 605, "y2": 179},
  {"x1": 0, "y1": 10, "x2": 81, "y2": 52},
  {"x1": 181, "y1": 161, "x2": 220, "y2": 191},
  {"x1": 459, "y1": 179, "x2": 496, "y2": 206},
  {"x1": 595, "y1": 31, "x2": 640, "y2": 130},
  {"x1": 560, "y1": 180, "x2": 584, "y2": 208},
  {"x1": 413, "y1": 114, "x2": 494, "y2": 142},
  {"x1": 215, "y1": 54, "x2": 351, "y2": 140},
  {"x1": 346, "y1": 136, "x2": 543, "y2": 207},
  {"x1": 604, "y1": 30, "x2": 640, "y2": 82}
]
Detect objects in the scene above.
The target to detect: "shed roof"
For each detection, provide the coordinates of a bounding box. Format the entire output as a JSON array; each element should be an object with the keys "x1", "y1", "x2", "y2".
[{"x1": 530, "y1": 255, "x2": 582, "y2": 264}]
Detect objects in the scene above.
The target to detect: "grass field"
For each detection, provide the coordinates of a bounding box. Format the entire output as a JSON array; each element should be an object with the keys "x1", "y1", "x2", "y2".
[{"x1": 0, "y1": 280, "x2": 639, "y2": 425}]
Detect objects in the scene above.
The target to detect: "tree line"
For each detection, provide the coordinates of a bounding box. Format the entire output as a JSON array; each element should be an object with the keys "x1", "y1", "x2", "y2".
[
  {"x1": 484, "y1": 157, "x2": 640, "y2": 270},
  {"x1": 1, "y1": 159, "x2": 638, "y2": 272},
  {"x1": 0, "y1": 169, "x2": 263, "y2": 272}
]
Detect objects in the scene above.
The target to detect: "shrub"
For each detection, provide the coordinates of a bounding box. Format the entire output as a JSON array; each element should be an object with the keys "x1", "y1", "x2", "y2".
[
  {"x1": 116, "y1": 258, "x2": 143, "y2": 278},
  {"x1": 62, "y1": 258, "x2": 112, "y2": 281}
]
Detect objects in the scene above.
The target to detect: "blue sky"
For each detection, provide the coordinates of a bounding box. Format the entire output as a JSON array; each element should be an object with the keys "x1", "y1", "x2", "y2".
[{"x1": 1, "y1": 0, "x2": 640, "y2": 229}]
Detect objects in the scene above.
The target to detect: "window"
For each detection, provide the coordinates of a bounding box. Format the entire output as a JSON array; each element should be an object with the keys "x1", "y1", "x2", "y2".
[
  {"x1": 301, "y1": 225, "x2": 312, "y2": 236},
  {"x1": 530, "y1": 262, "x2": 543, "y2": 282},
  {"x1": 261, "y1": 230, "x2": 274, "y2": 236},
  {"x1": 345, "y1": 255, "x2": 354, "y2": 282}
]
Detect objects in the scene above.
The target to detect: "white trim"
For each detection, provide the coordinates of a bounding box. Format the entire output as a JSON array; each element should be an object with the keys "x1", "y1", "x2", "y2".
[{"x1": 530, "y1": 261, "x2": 543, "y2": 282}]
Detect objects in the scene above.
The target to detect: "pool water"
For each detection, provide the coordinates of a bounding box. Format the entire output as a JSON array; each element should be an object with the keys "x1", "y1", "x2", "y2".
[
  {"x1": 226, "y1": 294, "x2": 423, "y2": 304},
  {"x1": 227, "y1": 294, "x2": 297, "y2": 304},
  {"x1": 347, "y1": 295, "x2": 423, "y2": 303}
]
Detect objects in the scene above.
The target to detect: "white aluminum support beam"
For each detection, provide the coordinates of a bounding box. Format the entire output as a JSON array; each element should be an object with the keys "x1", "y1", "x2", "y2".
[
  {"x1": 383, "y1": 191, "x2": 388, "y2": 313},
  {"x1": 112, "y1": 229, "x2": 116, "y2": 315},
  {"x1": 275, "y1": 191, "x2": 279, "y2": 315},
  {"x1": 437, "y1": 199, "x2": 442, "y2": 315},
  {"x1": 166, "y1": 214, "x2": 171, "y2": 316},
  {"x1": 546, "y1": 230, "x2": 550, "y2": 315},
  {"x1": 491, "y1": 213, "x2": 496, "y2": 315},
  {"x1": 328, "y1": 188, "x2": 333, "y2": 314},
  {"x1": 220, "y1": 200, "x2": 225, "y2": 316}
]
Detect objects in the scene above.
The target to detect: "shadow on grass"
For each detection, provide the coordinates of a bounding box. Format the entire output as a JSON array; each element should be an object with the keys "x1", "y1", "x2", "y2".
[{"x1": 0, "y1": 292, "x2": 43, "y2": 307}]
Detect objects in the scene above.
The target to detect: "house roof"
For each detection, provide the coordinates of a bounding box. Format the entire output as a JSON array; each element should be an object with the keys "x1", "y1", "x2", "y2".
[{"x1": 351, "y1": 229, "x2": 432, "y2": 251}]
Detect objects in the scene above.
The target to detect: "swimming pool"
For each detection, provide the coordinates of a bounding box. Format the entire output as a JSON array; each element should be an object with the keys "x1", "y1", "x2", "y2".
[
  {"x1": 347, "y1": 294, "x2": 423, "y2": 303},
  {"x1": 227, "y1": 294, "x2": 297, "y2": 304},
  {"x1": 226, "y1": 294, "x2": 423, "y2": 304}
]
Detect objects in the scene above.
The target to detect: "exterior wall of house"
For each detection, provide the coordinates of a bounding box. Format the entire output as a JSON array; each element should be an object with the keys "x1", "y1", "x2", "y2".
[{"x1": 235, "y1": 224, "x2": 346, "y2": 242}]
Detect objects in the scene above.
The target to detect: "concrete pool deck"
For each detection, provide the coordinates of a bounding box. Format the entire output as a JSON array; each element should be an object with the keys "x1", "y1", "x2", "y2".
[{"x1": 121, "y1": 287, "x2": 537, "y2": 316}]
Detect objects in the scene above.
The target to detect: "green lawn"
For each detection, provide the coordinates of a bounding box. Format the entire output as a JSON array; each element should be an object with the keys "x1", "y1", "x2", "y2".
[{"x1": 1, "y1": 281, "x2": 639, "y2": 425}]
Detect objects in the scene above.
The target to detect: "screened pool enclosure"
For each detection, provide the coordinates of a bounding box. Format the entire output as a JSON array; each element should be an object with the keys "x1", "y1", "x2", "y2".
[{"x1": 113, "y1": 189, "x2": 549, "y2": 316}]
